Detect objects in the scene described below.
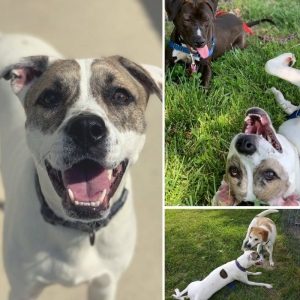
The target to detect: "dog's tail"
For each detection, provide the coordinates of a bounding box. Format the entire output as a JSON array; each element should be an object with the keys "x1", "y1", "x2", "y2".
[
  {"x1": 256, "y1": 209, "x2": 278, "y2": 218},
  {"x1": 247, "y1": 18, "x2": 276, "y2": 27},
  {"x1": 172, "y1": 287, "x2": 188, "y2": 300}
]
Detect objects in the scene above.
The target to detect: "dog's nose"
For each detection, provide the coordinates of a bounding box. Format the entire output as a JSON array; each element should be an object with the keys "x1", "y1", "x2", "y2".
[
  {"x1": 194, "y1": 37, "x2": 205, "y2": 48},
  {"x1": 65, "y1": 114, "x2": 107, "y2": 146},
  {"x1": 235, "y1": 135, "x2": 257, "y2": 155}
]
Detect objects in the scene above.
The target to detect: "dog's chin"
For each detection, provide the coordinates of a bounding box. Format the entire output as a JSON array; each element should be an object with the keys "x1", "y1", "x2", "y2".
[
  {"x1": 45, "y1": 158, "x2": 128, "y2": 220},
  {"x1": 243, "y1": 108, "x2": 283, "y2": 153}
]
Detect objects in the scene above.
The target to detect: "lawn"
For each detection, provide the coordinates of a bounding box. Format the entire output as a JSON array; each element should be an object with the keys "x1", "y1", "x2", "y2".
[
  {"x1": 165, "y1": 0, "x2": 300, "y2": 205},
  {"x1": 165, "y1": 209, "x2": 300, "y2": 299}
]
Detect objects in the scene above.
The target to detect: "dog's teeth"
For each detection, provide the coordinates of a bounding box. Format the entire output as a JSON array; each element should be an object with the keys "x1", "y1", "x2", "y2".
[
  {"x1": 91, "y1": 202, "x2": 96, "y2": 207},
  {"x1": 95, "y1": 201, "x2": 101, "y2": 207},
  {"x1": 98, "y1": 189, "x2": 107, "y2": 203},
  {"x1": 75, "y1": 201, "x2": 79, "y2": 205},
  {"x1": 67, "y1": 189, "x2": 75, "y2": 202},
  {"x1": 107, "y1": 169, "x2": 113, "y2": 181}
]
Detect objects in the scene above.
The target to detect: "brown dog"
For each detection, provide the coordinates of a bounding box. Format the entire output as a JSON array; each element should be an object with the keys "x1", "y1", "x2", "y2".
[{"x1": 166, "y1": 0, "x2": 274, "y2": 87}]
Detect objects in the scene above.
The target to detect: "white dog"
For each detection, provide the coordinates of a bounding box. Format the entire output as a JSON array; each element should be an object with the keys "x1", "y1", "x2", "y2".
[
  {"x1": 0, "y1": 33, "x2": 161, "y2": 300},
  {"x1": 172, "y1": 250, "x2": 272, "y2": 300},
  {"x1": 213, "y1": 53, "x2": 300, "y2": 206},
  {"x1": 242, "y1": 210, "x2": 278, "y2": 266}
]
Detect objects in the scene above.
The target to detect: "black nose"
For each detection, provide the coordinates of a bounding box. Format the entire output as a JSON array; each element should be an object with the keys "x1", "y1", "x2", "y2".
[
  {"x1": 246, "y1": 243, "x2": 251, "y2": 249},
  {"x1": 65, "y1": 114, "x2": 107, "y2": 147},
  {"x1": 194, "y1": 37, "x2": 205, "y2": 48},
  {"x1": 235, "y1": 135, "x2": 257, "y2": 155}
]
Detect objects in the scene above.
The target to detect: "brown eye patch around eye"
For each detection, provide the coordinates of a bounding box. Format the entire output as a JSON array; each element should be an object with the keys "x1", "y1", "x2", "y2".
[{"x1": 254, "y1": 159, "x2": 290, "y2": 201}]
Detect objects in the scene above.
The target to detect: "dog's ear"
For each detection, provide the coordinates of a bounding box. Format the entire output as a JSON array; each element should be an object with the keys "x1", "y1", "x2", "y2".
[
  {"x1": 260, "y1": 229, "x2": 268, "y2": 242},
  {"x1": 0, "y1": 56, "x2": 50, "y2": 101},
  {"x1": 116, "y1": 56, "x2": 162, "y2": 101},
  {"x1": 166, "y1": 0, "x2": 183, "y2": 21},
  {"x1": 212, "y1": 178, "x2": 235, "y2": 206},
  {"x1": 204, "y1": 0, "x2": 218, "y2": 15}
]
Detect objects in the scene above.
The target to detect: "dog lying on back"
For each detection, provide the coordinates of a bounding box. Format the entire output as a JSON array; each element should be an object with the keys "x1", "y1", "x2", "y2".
[
  {"x1": 165, "y1": 0, "x2": 274, "y2": 87},
  {"x1": 213, "y1": 53, "x2": 300, "y2": 206},
  {"x1": 212, "y1": 106, "x2": 300, "y2": 206}
]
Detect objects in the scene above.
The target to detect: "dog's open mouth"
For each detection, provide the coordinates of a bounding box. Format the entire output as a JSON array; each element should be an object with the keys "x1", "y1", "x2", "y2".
[
  {"x1": 189, "y1": 45, "x2": 209, "y2": 59},
  {"x1": 45, "y1": 159, "x2": 128, "y2": 217},
  {"x1": 243, "y1": 108, "x2": 282, "y2": 153}
]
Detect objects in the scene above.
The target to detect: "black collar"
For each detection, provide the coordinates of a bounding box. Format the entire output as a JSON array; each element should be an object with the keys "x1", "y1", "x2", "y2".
[
  {"x1": 35, "y1": 173, "x2": 128, "y2": 246},
  {"x1": 235, "y1": 260, "x2": 246, "y2": 272}
]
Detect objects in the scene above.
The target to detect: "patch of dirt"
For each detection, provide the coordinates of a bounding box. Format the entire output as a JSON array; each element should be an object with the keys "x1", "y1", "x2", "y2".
[{"x1": 258, "y1": 33, "x2": 299, "y2": 44}]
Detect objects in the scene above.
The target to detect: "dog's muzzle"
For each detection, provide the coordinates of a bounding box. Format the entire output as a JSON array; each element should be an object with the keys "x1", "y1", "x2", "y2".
[{"x1": 44, "y1": 113, "x2": 129, "y2": 220}]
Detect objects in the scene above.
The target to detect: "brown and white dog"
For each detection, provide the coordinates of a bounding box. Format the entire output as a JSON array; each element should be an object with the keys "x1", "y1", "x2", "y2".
[
  {"x1": 242, "y1": 210, "x2": 278, "y2": 266},
  {"x1": 0, "y1": 33, "x2": 161, "y2": 300},
  {"x1": 212, "y1": 106, "x2": 300, "y2": 206},
  {"x1": 165, "y1": 0, "x2": 274, "y2": 87},
  {"x1": 213, "y1": 53, "x2": 300, "y2": 206}
]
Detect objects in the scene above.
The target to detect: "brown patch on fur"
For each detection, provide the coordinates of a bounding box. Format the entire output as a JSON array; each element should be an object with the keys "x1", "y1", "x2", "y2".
[
  {"x1": 253, "y1": 159, "x2": 290, "y2": 201},
  {"x1": 220, "y1": 269, "x2": 228, "y2": 278},
  {"x1": 24, "y1": 59, "x2": 80, "y2": 133},
  {"x1": 250, "y1": 227, "x2": 269, "y2": 242},
  {"x1": 90, "y1": 57, "x2": 151, "y2": 133},
  {"x1": 225, "y1": 155, "x2": 247, "y2": 202},
  {"x1": 256, "y1": 217, "x2": 274, "y2": 232}
]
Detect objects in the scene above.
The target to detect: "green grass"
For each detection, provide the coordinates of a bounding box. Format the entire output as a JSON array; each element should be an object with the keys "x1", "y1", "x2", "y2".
[
  {"x1": 165, "y1": 0, "x2": 300, "y2": 205},
  {"x1": 165, "y1": 209, "x2": 300, "y2": 299}
]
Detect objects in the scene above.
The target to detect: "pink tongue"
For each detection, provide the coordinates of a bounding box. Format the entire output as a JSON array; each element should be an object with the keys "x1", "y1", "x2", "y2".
[
  {"x1": 197, "y1": 45, "x2": 209, "y2": 59},
  {"x1": 63, "y1": 160, "x2": 111, "y2": 202}
]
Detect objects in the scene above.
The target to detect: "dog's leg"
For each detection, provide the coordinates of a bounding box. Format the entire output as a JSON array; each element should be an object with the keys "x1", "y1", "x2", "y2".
[
  {"x1": 270, "y1": 87, "x2": 299, "y2": 114},
  {"x1": 239, "y1": 277, "x2": 273, "y2": 289},
  {"x1": 87, "y1": 274, "x2": 117, "y2": 300},
  {"x1": 265, "y1": 244, "x2": 274, "y2": 266},
  {"x1": 9, "y1": 283, "x2": 45, "y2": 300},
  {"x1": 201, "y1": 63, "x2": 212, "y2": 88},
  {"x1": 246, "y1": 271, "x2": 262, "y2": 276}
]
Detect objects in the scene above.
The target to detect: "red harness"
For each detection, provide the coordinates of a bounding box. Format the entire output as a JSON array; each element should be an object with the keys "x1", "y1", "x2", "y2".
[{"x1": 216, "y1": 10, "x2": 254, "y2": 35}]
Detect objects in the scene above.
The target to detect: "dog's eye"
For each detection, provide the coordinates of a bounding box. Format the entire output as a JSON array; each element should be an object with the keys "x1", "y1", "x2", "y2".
[
  {"x1": 37, "y1": 90, "x2": 61, "y2": 108},
  {"x1": 255, "y1": 238, "x2": 258, "y2": 241},
  {"x1": 229, "y1": 166, "x2": 239, "y2": 178},
  {"x1": 263, "y1": 170, "x2": 278, "y2": 181},
  {"x1": 112, "y1": 88, "x2": 133, "y2": 105}
]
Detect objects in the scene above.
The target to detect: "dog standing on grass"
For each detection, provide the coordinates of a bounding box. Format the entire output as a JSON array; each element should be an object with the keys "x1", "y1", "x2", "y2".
[
  {"x1": 0, "y1": 33, "x2": 161, "y2": 300},
  {"x1": 242, "y1": 210, "x2": 278, "y2": 266}
]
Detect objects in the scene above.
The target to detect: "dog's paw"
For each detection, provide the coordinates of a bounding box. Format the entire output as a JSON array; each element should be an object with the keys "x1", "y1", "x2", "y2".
[
  {"x1": 285, "y1": 54, "x2": 296, "y2": 67},
  {"x1": 265, "y1": 284, "x2": 273, "y2": 289},
  {"x1": 255, "y1": 272, "x2": 262, "y2": 275},
  {"x1": 270, "y1": 261, "x2": 274, "y2": 267}
]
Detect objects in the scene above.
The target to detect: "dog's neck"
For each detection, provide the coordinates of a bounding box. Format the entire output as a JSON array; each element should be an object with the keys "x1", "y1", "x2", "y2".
[
  {"x1": 34, "y1": 171, "x2": 129, "y2": 245},
  {"x1": 235, "y1": 259, "x2": 247, "y2": 272}
]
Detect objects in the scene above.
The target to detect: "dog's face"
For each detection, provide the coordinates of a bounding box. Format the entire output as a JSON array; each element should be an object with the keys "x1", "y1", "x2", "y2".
[
  {"x1": 246, "y1": 250, "x2": 263, "y2": 265},
  {"x1": 166, "y1": 0, "x2": 217, "y2": 58},
  {"x1": 1, "y1": 56, "x2": 161, "y2": 221},
  {"x1": 223, "y1": 107, "x2": 298, "y2": 204},
  {"x1": 245, "y1": 227, "x2": 268, "y2": 249}
]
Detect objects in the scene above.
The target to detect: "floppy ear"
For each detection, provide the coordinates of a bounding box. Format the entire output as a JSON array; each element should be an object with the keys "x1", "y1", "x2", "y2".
[
  {"x1": 205, "y1": 0, "x2": 218, "y2": 14},
  {"x1": 116, "y1": 56, "x2": 162, "y2": 101},
  {"x1": 166, "y1": 0, "x2": 183, "y2": 21},
  {"x1": 0, "y1": 55, "x2": 49, "y2": 101},
  {"x1": 261, "y1": 229, "x2": 268, "y2": 242},
  {"x1": 212, "y1": 179, "x2": 235, "y2": 206}
]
